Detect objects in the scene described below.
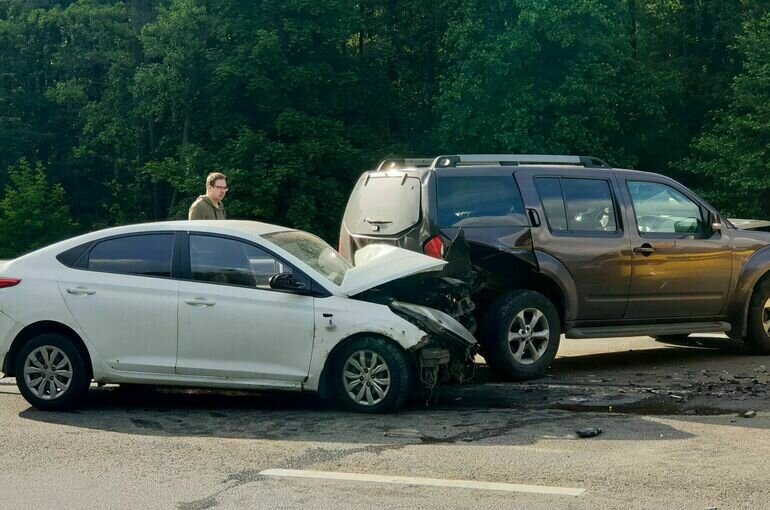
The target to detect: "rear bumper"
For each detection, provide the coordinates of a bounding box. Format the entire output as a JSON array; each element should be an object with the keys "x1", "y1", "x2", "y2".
[{"x1": 0, "y1": 310, "x2": 21, "y2": 375}]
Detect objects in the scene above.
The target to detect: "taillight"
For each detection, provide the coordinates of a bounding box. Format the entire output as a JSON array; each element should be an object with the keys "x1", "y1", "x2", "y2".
[
  {"x1": 0, "y1": 278, "x2": 21, "y2": 289},
  {"x1": 423, "y1": 236, "x2": 445, "y2": 259}
]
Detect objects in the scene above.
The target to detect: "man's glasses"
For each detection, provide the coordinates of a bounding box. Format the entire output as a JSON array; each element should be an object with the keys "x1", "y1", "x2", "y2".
[{"x1": 213, "y1": 185, "x2": 228, "y2": 191}]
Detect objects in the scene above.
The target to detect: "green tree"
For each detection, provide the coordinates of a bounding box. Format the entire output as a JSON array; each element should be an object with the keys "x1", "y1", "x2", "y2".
[
  {"x1": 0, "y1": 159, "x2": 78, "y2": 258},
  {"x1": 435, "y1": 0, "x2": 635, "y2": 164},
  {"x1": 685, "y1": 14, "x2": 770, "y2": 218}
]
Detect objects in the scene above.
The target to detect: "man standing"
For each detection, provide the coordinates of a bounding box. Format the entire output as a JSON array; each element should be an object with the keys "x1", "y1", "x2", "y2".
[{"x1": 189, "y1": 172, "x2": 227, "y2": 220}]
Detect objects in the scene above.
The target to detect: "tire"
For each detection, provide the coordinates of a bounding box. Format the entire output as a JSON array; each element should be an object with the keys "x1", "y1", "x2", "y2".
[
  {"x1": 480, "y1": 290, "x2": 561, "y2": 381},
  {"x1": 745, "y1": 278, "x2": 770, "y2": 354},
  {"x1": 15, "y1": 333, "x2": 90, "y2": 411},
  {"x1": 330, "y1": 336, "x2": 411, "y2": 413}
]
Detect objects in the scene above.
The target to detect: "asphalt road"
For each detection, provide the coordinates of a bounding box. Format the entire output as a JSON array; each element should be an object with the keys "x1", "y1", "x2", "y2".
[{"x1": 1, "y1": 335, "x2": 769, "y2": 509}]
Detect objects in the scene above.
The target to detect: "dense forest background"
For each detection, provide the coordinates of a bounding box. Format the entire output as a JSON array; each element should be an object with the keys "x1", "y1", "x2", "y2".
[{"x1": 1, "y1": 0, "x2": 770, "y2": 257}]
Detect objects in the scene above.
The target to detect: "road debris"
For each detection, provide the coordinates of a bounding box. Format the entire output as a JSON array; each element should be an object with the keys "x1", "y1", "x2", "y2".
[
  {"x1": 741, "y1": 410, "x2": 757, "y2": 418},
  {"x1": 575, "y1": 427, "x2": 602, "y2": 438},
  {"x1": 384, "y1": 428, "x2": 424, "y2": 439}
]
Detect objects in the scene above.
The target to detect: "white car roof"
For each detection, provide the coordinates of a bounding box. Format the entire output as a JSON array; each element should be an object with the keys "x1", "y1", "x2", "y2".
[
  {"x1": 63, "y1": 220, "x2": 289, "y2": 245},
  {"x1": 7, "y1": 220, "x2": 446, "y2": 298},
  {"x1": 13, "y1": 220, "x2": 292, "y2": 262},
  {"x1": 104, "y1": 220, "x2": 289, "y2": 237}
]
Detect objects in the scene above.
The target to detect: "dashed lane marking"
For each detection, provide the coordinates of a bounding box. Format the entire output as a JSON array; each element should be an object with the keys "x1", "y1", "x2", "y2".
[{"x1": 259, "y1": 469, "x2": 586, "y2": 496}]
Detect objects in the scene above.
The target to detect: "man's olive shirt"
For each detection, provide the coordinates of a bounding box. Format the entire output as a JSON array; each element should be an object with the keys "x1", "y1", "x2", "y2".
[{"x1": 188, "y1": 195, "x2": 226, "y2": 220}]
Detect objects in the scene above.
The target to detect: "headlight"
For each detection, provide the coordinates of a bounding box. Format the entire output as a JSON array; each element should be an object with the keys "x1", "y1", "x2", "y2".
[{"x1": 389, "y1": 301, "x2": 476, "y2": 346}]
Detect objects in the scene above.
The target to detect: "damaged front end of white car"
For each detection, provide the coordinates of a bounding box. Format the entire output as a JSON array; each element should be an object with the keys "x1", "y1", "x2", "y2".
[
  {"x1": 341, "y1": 244, "x2": 478, "y2": 392},
  {"x1": 388, "y1": 300, "x2": 477, "y2": 389}
]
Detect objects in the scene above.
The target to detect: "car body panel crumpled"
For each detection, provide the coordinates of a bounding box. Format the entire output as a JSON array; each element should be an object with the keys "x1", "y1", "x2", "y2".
[{"x1": 338, "y1": 244, "x2": 446, "y2": 296}]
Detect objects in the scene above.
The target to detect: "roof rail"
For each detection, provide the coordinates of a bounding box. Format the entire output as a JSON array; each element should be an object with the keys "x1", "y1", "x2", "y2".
[
  {"x1": 376, "y1": 158, "x2": 435, "y2": 171},
  {"x1": 430, "y1": 154, "x2": 610, "y2": 169}
]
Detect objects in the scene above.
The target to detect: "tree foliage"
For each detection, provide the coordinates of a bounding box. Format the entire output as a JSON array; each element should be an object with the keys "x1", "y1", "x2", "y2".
[
  {"x1": 0, "y1": 0, "x2": 769, "y2": 256},
  {"x1": 0, "y1": 159, "x2": 77, "y2": 258},
  {"x1": 684, "y1": 13, "x2": 770, "y2": 218}
]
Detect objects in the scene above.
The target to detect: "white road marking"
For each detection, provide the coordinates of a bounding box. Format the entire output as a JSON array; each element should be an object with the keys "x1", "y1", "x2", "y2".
[{"x1": 259, "y1": 469, "x2": 586, "y2": 496}]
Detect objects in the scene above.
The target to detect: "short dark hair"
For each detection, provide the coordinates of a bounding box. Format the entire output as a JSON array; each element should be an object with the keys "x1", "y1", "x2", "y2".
[{"x1": 206, "y1": 172, "x2": 227, "y2": 188}]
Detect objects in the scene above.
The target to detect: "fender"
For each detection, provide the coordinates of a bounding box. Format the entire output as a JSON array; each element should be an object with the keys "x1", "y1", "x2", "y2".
[
  {"x1": 534, "y1": 250, "x2": 578, "y2": 321},
  {"x1": 726, "y1": 245, "x2": 770, "y2": 338}
]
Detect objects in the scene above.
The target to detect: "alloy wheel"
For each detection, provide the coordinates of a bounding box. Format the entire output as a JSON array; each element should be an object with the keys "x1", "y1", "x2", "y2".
[
  {"x1": 342, "y1": 350, "x2": 391, "y2": 406},
  {"x1": 508, "y1": 308, "x2": 550, "y2": 365},
  {"x1": 23, "y1": 345, "x2": 73, "y2": 401},
  {"x1": 762, "y1": 298, "x2": 770, "y2": 334}
]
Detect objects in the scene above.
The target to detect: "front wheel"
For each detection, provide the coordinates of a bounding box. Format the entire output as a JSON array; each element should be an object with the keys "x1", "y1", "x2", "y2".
[
  {"x1": 480, "y1": 290, "x2": 561, "y2": 381},
  {"x1": 745, "y1": 279, "x2": 770, "y2": 354},
  {"x1": 15, "y1": 333, "x2": 90, "y2": 411},
  {"x1": 331, "y1": 337, "x2": 411, "y2": 413}
]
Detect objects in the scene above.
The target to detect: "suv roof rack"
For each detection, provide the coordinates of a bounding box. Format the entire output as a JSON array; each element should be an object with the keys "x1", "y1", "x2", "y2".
[
  {"x1": 376, "y1": 158, "x2": 435, "y2": 171},
  {"x1": 430, "y1": 154, "x2": 610, "y2": 169}
]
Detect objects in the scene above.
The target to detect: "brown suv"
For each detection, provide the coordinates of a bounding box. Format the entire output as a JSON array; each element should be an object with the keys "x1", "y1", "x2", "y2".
[{"x1": 339, "y1": 154, "x2": 770, "y2": 380}]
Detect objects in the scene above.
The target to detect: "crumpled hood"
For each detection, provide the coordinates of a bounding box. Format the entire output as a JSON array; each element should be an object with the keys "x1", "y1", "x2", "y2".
[{"x1": 339, "y1": 244, "x2": 446, "y2": 296}]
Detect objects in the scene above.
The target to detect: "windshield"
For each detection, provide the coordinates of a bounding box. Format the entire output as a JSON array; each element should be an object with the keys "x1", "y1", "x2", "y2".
[{"x1": 263, "y1": 230, "x2": 351, "y2": 286}]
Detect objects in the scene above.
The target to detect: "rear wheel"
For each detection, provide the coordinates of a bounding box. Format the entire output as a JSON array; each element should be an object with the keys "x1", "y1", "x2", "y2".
[
  {"x1": 15, "y1": 333, "x2": 90, "y2": 411},
  {"x1": 481, "y1": 290, "x2": 561, "y2": 381},
  {"x1": 331, "y1": 337, "x2": 411, "y2": 413},
  {"x1": 745, "y1": 279, "x2": 770, "y2": 354}
]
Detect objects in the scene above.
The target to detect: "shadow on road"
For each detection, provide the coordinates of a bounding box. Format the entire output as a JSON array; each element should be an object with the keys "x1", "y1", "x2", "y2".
[{"x1": 13, "y1": 336, "x2": 770, "y2": 444}]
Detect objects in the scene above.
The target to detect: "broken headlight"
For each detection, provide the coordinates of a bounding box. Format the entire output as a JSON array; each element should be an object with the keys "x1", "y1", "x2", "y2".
[{"x1": 389, "y1": 301, "x2": 477, "y2": 347}]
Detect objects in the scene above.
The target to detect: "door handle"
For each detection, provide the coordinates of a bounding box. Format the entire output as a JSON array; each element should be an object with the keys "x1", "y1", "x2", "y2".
[
  {"x1": 66, "y1": 287, "x2": 96, "y2": 296},
  {"x1": 633, "y1": 244, "x2": 656, "y2": 256},
  {"x1": 184, "y1": 298, "x2": 216, "y2": 307}
]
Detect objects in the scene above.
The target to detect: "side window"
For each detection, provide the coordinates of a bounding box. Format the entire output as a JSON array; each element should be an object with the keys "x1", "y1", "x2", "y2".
[
  {"x1": 534, "y1": 177, "x2": 568, "y2": 232},
  {"x1": 87, "y1": 234, "x2": 173, "y2": 277},
  {"x1": 189, "y1": 235, "x2": 291, "y2": 289},
  {"x1": 627, "y1": 181, "x2": 705, "y2": 234},
  {"x1": 436, "y1": 175, "x2": 528, "y2": 227},
  {"x1": 562, "y1": 178, "x2": 617, "y2": 232}
]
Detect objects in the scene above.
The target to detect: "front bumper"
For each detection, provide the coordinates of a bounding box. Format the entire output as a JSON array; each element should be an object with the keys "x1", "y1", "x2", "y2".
[{"x1": 388, "y1": 301, "x2": 476, "y2": 386}]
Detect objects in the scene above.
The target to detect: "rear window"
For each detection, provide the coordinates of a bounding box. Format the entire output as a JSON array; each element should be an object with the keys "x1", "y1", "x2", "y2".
[
  {"x1": 436, "y1": 175, "x2": 527, "y2": 227},
  {"x1": 87, "y1": 234, "x2": 173, "y2": 277},
  {"x1": 343, "y1": 174, "x2": 421, "y2": 236},
  {"x1": 534, "y1": 177, "x2": 617, "y2": 233}
]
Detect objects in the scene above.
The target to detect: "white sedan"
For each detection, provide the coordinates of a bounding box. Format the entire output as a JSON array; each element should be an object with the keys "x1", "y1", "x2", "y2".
[{"x1": 0, "y1": 220, "x2": 476, "y2": 413}]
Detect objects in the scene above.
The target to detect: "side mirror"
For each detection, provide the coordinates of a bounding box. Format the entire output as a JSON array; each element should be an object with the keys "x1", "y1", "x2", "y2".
[
  {"x1": 269, "y1": 272, "x2": 306, "y2": 292},
  {"x1": 710, "y1": 212, "x2": 722, "y2": 232}
]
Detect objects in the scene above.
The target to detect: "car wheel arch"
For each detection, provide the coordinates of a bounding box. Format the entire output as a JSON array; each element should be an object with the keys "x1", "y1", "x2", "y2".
[
  {"x1": 731, "y1": 270, "x2": 770, "y2": 340},
  {"x1": 3, "y1": 321, "x2": 92, "y2": 379},
  {"x1": 316, "y1": 332, "x2": 411, "y2": 400},
  {"x1": 728, "y1": 251, "x2": 770, "y2": 338},
  {"x1": 476, "y1": 272, "x2": 566, "y2": 332}
]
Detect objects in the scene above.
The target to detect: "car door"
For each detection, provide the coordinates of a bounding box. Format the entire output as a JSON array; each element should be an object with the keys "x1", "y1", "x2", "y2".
[
  {"x1": 58, "y1": 233, "x2": 180, "y2": 374},
  {"x1": 521, "y1": 172, "x2": 632, "y2": 320},
  {"x1": 176, "y1": 233, "x2": 315, "y2": 382},
  {"x1": 620, "y1": 179, "x2": 733, "y2": 318}
]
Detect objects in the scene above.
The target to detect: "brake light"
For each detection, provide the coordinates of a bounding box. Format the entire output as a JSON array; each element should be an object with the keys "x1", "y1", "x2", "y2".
[
  {"x1": 0, "y1": 278, "x2": 21, "y2": 289},
  {"x1": 423, "y1": 236, "x2": 445, "y2": 259}
]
